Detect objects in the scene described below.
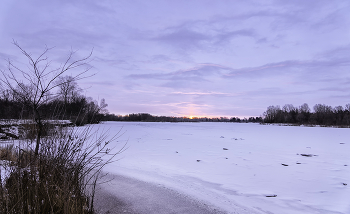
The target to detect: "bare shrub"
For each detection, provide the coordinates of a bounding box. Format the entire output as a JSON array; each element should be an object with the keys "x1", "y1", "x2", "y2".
[
  {"x1": 0, "y1": 122, "x2": 125, "y2": 213},
  {"x1": 0, "y1": 41, "x2": 92, "y2": 156},
  {"x1": 0, "y1": 42, "x2": 121, "y2": 214}
]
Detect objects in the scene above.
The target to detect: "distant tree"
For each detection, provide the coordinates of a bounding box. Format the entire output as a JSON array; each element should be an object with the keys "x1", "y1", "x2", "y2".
[
  {"x1": 297, "y1": 103, "x2": 311, "y2": 124},
  {"x1": 345, "y1": 104, "x2": 350, "y2": 112},
  {"x1": 282, "y1": 104, "x2": 298, "y2": 123},
  {"x1": 230, "y1": 117, "x2": 241, "y2": 122},
  {"x1": 344, "y1": 104, "x2": 350, "y2": 125},
  {"x1": 333, "y1": 106, "x2": 345, "y2": 125},
  {"x1": 75, "y1": 97, "x2": 109, "y2": 125},
  {"x1": 55, "y1": 75, "x2": 81, "y2": 107},
  {"x1": 247, "y1": 116, "x2": 263, "y2": 123},
  {"x1": 263, "y1": 105, "x2": 282, "y2": 123},
  {"x1": 299, "y1": 103, "x2": 311, "y2": 112},
  {"x1": 312, "y1": 104, "x2": 333, "y2": 125},
  {"x1": 262, "y1": 102, "x2": 350, "y2": 126}
]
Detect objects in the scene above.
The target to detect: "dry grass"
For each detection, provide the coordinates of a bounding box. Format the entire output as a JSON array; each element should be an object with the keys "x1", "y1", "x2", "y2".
[
  {"x1": 18, "y1": 123, "x2": 56, "y2": 139},
  {"x1": 0, "y1": 123, "x2": 125, "y2": 214},
  {"x1": 0, "y1": 145, "x2": 17, "y2": 163}
]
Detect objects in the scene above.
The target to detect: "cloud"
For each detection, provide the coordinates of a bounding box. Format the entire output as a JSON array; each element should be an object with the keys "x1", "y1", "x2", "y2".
[
  {"x1": 171, "y1": 91, "x2": 233, "y2": 96},
  {"x1": 317, "y1": 44, "x2": 350, "y2": 60},
  {"x1": 214, "y1": 29, "x2": 257, "y2": 44},
  {"x1": 225, "y1": 56, "x2": 350, "y2": 81},
  {"x1": 151, "y1": 24, "x2": 261, "y2": 51},
  {"x1": 127, "y1": 63, "x2": 232, "y2": 81},
  {"x1": 153, "y1": 28, "x2": 210, "y2": 50},
  {"x1": 318, "y1": 86, "x2": 350, "y2": 92}
]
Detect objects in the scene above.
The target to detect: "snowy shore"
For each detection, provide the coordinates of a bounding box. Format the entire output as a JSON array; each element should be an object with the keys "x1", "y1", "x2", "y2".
[{"x1": 94, "y1": 173, "x2": 229, "y2": 214}]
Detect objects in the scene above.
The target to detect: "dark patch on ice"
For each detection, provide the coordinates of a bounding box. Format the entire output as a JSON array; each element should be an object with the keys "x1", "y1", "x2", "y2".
[
  {"x1": 220, "y1": 136, "x2": 224, "y2": 138},
  {"x1": 342, "y1": 183, "x2": 347, "y2": 186},
  {"x1": 231, "y1": 138, "x2": 244, "y2": 140},
  {"x1": 299, "y1": 154, "x2": 314, "y2": 157},
  {"x1": 340, "y1": 142, "x2": 345, "y2": 144},
  {"x1": 265, "y1": 194, "x2": 277, "y2": 197},
  {"x1": 281, "y1": 164, "x2": 288, "y2": 166},
  {"x1": 197, "y1": 160, "x2": 201, "y2": 162},
  {"x1": 223, "y1": 148, "x2": 228, "y2": 150}
]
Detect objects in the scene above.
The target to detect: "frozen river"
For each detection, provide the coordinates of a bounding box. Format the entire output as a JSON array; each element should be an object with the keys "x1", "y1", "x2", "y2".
[{"x1": 93, "y1": 122, "x2": 349, "y2": 214}]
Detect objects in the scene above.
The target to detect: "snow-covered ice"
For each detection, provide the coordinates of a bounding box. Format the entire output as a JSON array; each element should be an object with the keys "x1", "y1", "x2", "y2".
[{"x1": 94, "y1": 122, "x2": 349, "y2": 214}]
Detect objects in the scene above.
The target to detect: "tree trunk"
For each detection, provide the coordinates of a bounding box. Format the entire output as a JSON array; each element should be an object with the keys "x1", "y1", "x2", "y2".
[{"x1": 34, "y1": 107, "x2": 42, "y2": 157}]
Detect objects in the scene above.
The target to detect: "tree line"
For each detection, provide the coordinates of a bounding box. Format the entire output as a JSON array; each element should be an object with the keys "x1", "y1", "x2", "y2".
[
  {"x1": 0, "y1": 41, "x2": 108, "y2": 130},
  {"x1": 262, "y1": 103, "x2": 350, "y2": 126},
  {"x1": 102, "y1": 113, "x2": 263, "y2": 123},
  {"x1": 0, "y1": 76, "x2": 108, "y2": 125}
]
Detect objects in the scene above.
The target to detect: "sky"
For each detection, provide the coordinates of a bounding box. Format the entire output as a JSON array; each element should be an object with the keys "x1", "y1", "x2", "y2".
[{"x1": 0, "y1": 0, "x2": 350, "y2": 118}]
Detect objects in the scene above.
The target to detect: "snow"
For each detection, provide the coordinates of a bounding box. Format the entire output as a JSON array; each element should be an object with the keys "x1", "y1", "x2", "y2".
[
  {"x1": 74, "y1": 122, "x2": 350, "y2": 213},
  {"x1": 0, "y1": 119, "x2": 71, "y2": 125}
]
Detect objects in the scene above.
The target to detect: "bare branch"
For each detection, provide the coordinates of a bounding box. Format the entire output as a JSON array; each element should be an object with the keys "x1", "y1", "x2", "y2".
[{"x1": 0, "y1": 41, "x2": 94, "y2": 155}]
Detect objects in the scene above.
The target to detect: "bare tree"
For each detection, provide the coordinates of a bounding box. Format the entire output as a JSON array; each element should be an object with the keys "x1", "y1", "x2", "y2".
[
  {"x1": 263, "y1": 105, "x2": 281, "y2": 123},
  {"x1": 55, "y1": 75, "x2": 81, "y2": 106},
  {"x1": 82, "y1": 97, "x2": 109, "y2": 124},
  {"x1": 0, "y1": 40, "x2": 93, "y2": 156},
  {"x1": 345, "y1": 103, "x2": 350, "y2": 112}
]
